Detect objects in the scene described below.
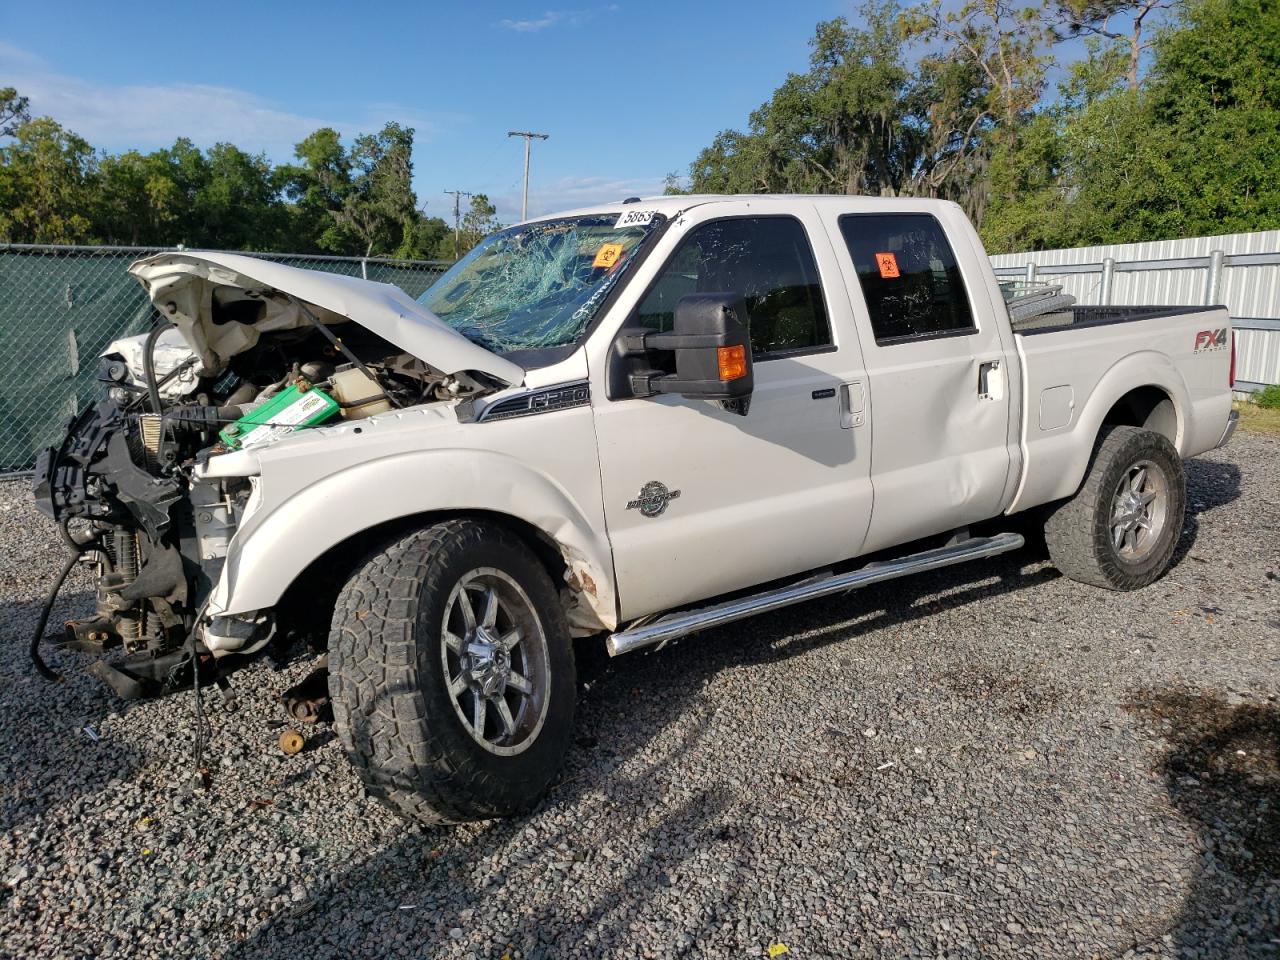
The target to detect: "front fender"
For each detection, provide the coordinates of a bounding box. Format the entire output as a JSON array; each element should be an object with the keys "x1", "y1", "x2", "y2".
[{"x1": 210, "y1": 448, "x2": 617, "y2": 629}]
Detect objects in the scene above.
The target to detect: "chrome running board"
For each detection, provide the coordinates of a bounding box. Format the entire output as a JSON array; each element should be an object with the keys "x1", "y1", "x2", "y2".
[{"x1": 606, "y1": 532, "x2": 1025, "y2": 657}]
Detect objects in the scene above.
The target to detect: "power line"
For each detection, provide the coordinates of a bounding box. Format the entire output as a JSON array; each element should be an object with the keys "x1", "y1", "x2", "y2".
[
  {"x1": 443, "y1": 189, "x2": 474, "y2": 261},
  {"x1": 506, "y1": 131, "x2": 549, "y2": 221}
]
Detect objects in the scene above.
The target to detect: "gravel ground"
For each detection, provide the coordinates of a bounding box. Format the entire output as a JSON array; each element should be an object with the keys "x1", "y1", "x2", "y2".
[{"x1": 0, "y1": 432, "x2": 1277, "y2": 960}]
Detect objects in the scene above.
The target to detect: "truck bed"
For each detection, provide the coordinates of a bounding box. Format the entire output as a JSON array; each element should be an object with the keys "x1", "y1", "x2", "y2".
[
  {"x1": 1012, "y1": 304, "x2": 1211, "y2": 335},
  {"x1": 1008, "y1": 303, "x2": 1233, "y2": 515}
]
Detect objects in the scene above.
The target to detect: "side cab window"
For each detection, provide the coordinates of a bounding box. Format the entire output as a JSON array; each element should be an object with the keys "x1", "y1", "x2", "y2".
[
  {"x1": 634, "y1": 216, "x2": 832, "y2": 357},
  {"x1": 838, "y1": 213, "x2": 976, "y2": 344}
]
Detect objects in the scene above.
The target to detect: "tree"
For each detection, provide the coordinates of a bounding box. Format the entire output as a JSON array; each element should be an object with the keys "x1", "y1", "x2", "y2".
[
  {"x1": 193, "y1": 143, "x2": 286, "y2": 250},
  {"x1": 457, "y1": 194, "x2": 501, "y2": 256},
  {"x1": 982, "y1": 0, "x2": 1280, "y2": 250},
  {"x1": 1139, "y1": 0, "x2": 1280, "y2": 235},
  {"x1": 337, "y1": 122, "x2": 420, "y2": 258},
  {"x1": 0, "y1": 117, "x2": 97, "y2": 243},
  {"x1": 95, "y1": 149, "x2": 180, "y2": 245},
  {"x1": 681, "y1": 6, "x2": 957, "y2": 196},
  {"x1": 285, "y1": 122, "x2": 441, "y2": 258},
  {"x1": 0, "y1": 87, "x2": 30, "y2": 138},
  {"x1": 904, "y1": 0, "x2": 1052, "y2": 223},
  {"x1": 282, "y1": 127, "x2": 356, "y2": 253},
  {"x1": 1049, "y1": 0, "x2": 1172, "y2": 90},
  {"x1": 678, "y1": 2, "x2": 1040, "y2": 226}
]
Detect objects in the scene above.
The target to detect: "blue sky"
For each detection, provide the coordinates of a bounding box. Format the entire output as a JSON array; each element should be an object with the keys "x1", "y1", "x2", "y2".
[{"x1": 0, "y1": 1, "x2": 861, "y2": 223}]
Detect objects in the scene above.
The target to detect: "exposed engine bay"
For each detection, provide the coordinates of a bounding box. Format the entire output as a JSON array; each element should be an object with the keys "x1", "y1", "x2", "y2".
[{"x1": 32, "y1": 253, "x2": 513, "y2": 697}]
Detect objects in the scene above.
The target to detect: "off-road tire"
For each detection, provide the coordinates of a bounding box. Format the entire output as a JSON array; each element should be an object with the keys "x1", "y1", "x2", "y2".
[
  {"x1": 1043, "y1": 426, "x2": 1186, "y2": 590},
  {"x1": 328, "y1": 519, "x2": 576, "y2": 824}
]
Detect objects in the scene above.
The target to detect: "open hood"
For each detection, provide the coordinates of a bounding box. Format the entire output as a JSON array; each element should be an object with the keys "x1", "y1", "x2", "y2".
[{"x1": 127, "y1": 252, "x2": 524, "y2": 387}]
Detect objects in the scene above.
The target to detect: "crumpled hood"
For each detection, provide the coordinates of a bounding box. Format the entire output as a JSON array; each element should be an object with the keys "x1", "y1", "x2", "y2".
[{"x1": 127, "y1": 251, "x2": 524, "y2": 386}]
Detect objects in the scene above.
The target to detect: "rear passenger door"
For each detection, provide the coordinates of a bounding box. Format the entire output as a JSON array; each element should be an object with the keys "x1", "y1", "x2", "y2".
[
  {"x1": 820, "y1": 204, "x2": 1019, "y2": 552},
  {"x1": 589, "y1": 202, "x2": 874, "y2": 620}
]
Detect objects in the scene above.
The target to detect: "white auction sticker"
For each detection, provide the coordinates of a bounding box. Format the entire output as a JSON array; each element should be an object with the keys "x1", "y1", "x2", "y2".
[{"x1": 615, "y1": 209, "x2": 658, "y2": 229}]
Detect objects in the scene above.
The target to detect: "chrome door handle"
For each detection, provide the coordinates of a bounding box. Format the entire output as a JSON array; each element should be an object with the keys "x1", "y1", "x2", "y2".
[
  {"x1": 840, "y1": 380, "x2": 864, "y2": 429},
  {"x1": 978, "y1": 360, "x2": 1004, "y2": 401}
]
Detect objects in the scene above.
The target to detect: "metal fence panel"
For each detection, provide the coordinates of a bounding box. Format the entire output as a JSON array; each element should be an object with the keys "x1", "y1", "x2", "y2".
[
  {"x1": 1235, "y1": 326, "x2": 1280, "y2": 390},
  {"x1": 990, "y1": 230, "x2": 1280, "y2": 395},
  {"x1": 0, "y1": 245, "x2": 448, "y2": 473},
  {"x1": 989, "y1": 229, "x2": 1280, "y2": 318}
]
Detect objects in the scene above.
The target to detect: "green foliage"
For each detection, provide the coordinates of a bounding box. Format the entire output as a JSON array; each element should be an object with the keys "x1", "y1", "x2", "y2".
[
  {"x1": 677, "y1": 0, "x2": 1279, "y2": 252},
  {"x1": 1254, "y1": 384, "x2": 1280, "y2": 410},
  {"x1": 0, "y1": 87, "x2": 30, "y2": 137},
  {"x1": 0, "y1": 105, "x2": 455, "y2": 259},
  {"x1": 986, "y1": 0, "x2": 1280, "y2": 251},
  {"x1": 679, "y1": 0, "x2": 1054, "y2": 224},
  {"x1": 0, "y1": 118, "x2": 98, "y2": 243},
  {"x1": 459, "y1": 194, "x2": 501, "y2": 254}
]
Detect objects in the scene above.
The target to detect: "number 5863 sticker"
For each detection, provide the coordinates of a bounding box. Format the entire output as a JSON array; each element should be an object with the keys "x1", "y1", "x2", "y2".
[{"x1": 615, "y1": 209, "x2": 658, "y2": 229}]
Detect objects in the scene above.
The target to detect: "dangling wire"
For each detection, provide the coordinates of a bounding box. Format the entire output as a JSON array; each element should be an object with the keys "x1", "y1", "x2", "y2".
[
  {"x1": 29, "y1": 550, "x2": 78, "y2": 683},
  {"x1": 182, "y1": 595, "x2": 215, "y2": 789}
]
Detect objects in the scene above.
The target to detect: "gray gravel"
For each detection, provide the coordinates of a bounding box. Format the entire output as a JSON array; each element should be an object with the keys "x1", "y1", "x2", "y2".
[{"x1": 1, "y1": 432, "x2": 1277, "y2": 960}]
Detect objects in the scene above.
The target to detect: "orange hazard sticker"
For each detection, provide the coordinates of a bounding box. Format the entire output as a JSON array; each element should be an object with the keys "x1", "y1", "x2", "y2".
[
  {"x1": 592, "y1": 243, "x2": 624, "y2": 269},
  {"x1": 875, "y1": 252, "x2": 900, "y2": 278}
]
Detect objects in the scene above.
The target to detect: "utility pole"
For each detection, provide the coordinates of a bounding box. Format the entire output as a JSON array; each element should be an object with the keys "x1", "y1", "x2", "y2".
[
  {"x1": 443, "y1": 189, "x2": 474, "y2": 261},
  {"x1": 507, "y1": 131, "x2": 549, "y2": 221}
]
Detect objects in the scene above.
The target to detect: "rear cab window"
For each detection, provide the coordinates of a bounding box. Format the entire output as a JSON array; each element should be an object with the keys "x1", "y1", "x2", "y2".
[
  {"x1": 634, "y1": 216, "x2": 832, "y2": 358},
  {"x1": 838, "y1": 213, "x2": 976, "y2": 345}
]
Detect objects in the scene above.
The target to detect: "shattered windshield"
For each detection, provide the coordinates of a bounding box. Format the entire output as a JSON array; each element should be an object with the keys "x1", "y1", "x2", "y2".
[{"x1": 418, "y1": 214, "x2": 661, "y2": 353}]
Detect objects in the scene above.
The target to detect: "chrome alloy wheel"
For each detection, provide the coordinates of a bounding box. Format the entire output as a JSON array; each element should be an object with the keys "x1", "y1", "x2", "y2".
[
  {"x1": 1110, "y1": 459, "x2": 1169, "y2": 562},
  {"x1": 440, "y1": 568, "x2": 551, "y2": 756}
]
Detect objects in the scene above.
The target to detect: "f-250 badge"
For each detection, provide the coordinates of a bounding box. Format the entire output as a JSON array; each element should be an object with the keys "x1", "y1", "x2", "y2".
[
  {"x1": 1194, "y1": 328, "x2": 1228, "y2": 352},
  {"x1": 626, "y1": 481, "x2": 681, "y2": 518}
]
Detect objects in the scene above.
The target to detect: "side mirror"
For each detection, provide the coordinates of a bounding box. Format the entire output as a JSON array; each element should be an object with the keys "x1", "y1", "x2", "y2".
[{"x1": 617, "y1": 293, "x2": 754, "y2": 406}]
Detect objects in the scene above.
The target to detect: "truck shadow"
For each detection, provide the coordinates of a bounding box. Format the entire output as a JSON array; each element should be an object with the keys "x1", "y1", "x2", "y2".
[
  {"x1": 1172, "y1": 457, "x2": 1242, "y2": 566},
  {"x1": 220, "y1": 546, "x2": 1070, "y2": 959},
  {"x1": 219, "y1": 448, "x2": 1244, "y2": 957},
  {"x1": 1125, "y1": 688, "x2": 1280, "y2": 954}
]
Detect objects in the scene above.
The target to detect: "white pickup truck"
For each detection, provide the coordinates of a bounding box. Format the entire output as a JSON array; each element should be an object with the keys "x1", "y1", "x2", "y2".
[{"x1": 33, "y1": 195, "x2": 1237, "y2": 824}]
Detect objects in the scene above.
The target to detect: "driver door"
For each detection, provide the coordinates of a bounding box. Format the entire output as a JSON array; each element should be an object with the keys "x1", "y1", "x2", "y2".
[{"x1": 588, "y1": 202, "x2": 874, "y2": 621}]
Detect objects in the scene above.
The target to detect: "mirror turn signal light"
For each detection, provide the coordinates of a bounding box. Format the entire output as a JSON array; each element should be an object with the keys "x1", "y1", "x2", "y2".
[{"x1": 717, "y1": 344, "x2": 748, "y2": 381}]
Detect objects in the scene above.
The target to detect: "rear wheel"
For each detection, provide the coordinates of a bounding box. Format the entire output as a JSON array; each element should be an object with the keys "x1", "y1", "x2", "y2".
[
  {"x1": 328, "y1": 519, "x2": 576, "y2": 824},
  {"x1": 1043, "y1": 426, "x2": 1186, "y2": 590}
]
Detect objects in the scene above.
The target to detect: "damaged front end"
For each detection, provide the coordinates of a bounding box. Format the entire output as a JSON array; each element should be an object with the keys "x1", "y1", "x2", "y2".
[
  {"x1": 32, "y1": 252, "x2": 519, "y2": 696},
  {"x1": 33, "y1": 391, "x2": 254, "y2": 696}
]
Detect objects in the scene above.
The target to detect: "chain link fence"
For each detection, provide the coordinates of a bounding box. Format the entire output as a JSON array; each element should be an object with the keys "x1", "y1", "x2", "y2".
[{"x1": 0, "y1": 244, "x2": 450, "y2": 474}]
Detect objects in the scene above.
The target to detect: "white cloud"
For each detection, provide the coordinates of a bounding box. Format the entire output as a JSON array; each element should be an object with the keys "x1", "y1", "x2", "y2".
[
  {"x1": 496, "y1": 6, "x2": 619, "y2": 33},
  {"x1": 0, "y1": 42, "x2": 444, "y2": 160},
  {"x1": 498, "y1": 11, "x2": 567, "y2": 32}
]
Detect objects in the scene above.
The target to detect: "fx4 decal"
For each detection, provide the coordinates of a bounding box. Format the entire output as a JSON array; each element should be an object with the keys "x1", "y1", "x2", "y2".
[{"x1": 1194, "y1": 328, "x2": 1228, "y2": 352}]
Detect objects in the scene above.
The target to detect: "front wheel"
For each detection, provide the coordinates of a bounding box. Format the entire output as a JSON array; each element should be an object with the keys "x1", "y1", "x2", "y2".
[
  {"x1": 1043, "y1": 426, "x2": 1186, "y2": 590},
  {"x1": 328, "y1": 519, "x2": 576, "y2": 824}
]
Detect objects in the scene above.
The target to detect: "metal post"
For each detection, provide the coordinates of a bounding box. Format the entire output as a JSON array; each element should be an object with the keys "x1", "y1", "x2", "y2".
[
  {"x1": 1100, "y1": 257, "x2": 1115, "y2": 305},
  {"x1": 360, "y1": 258, "x2": 368, "y2": 281},
  {"x1": 1204, "y1": 249, "x2": 1225, "y2": 306},
  {"x1": 1023, "y1": 262, "x2": 1037, "y2": 287},
  {"x1": 507, "y1": 131, "x2": 549, "y2": 221},
  {"x1": 520, "y1": 137, "x2": 531, "y2": 220},
  {"x1": 444, "y1": 190, "x2": 474, "y2": 261}
]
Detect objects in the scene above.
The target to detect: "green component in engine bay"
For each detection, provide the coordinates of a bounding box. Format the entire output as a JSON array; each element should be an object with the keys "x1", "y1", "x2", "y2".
[{"x1": 218, "y1": 380, "x2": 339, "y2": 450}]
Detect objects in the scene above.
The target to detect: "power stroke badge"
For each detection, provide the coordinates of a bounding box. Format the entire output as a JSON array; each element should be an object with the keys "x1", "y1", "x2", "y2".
[{"x1": 626, "y1": 481, "x2": 681, "y2": 518}]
